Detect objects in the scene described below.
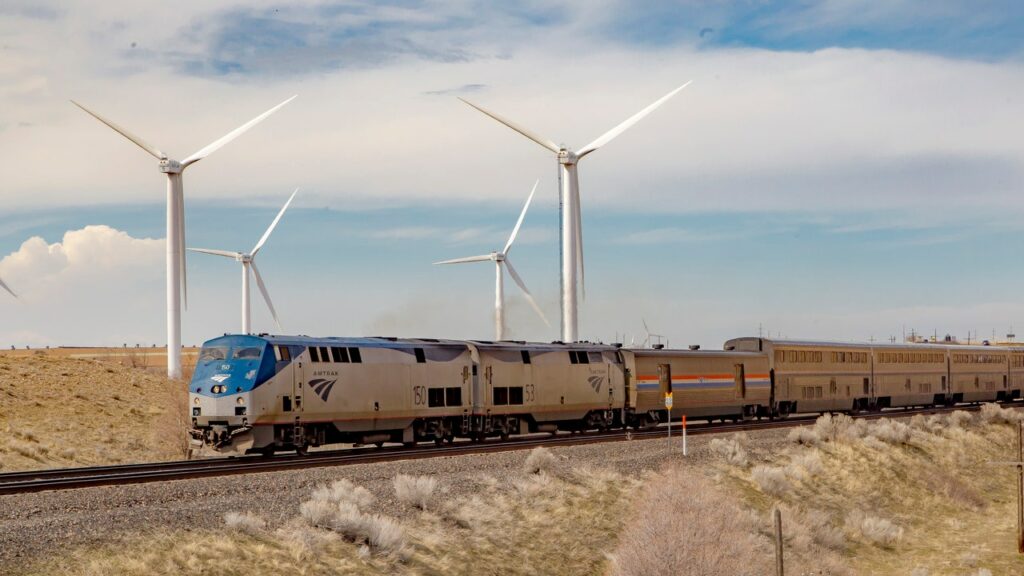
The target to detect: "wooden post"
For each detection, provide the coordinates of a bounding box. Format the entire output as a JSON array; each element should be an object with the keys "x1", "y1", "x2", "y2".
[
  {"x1": 774, "y1": 507, "x2": 784, "y2": 575},
  {"x1": 1018, "y1": 420, "x2": 1023, "y2": 554}
]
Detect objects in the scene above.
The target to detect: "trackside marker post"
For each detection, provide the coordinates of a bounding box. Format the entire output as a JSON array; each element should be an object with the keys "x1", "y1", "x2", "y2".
[
  {"x1": 665, "y1": 392, "x2": 673, "y2": 452},
  {"x1": 682, "y1": 414, "x2": 687, "y2": 456}
]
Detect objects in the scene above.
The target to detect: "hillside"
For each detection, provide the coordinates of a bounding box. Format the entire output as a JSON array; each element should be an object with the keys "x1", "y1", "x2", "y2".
[{"x1": 0, "y1": 352, "x2": 190, "y2": 471}]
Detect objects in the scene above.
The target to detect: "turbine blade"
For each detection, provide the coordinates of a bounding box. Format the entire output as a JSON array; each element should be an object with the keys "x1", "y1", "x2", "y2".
[
  {"x1": 577, "y1": 80, "x2": 692, "y2": 158},
  {"x1": 178, "y1": 190, "x2": 188, "y2": 310},
  {"x1": 0, "y1": 276, "x2": 16, "y2": 298},
  {"x1": 574, "y1": 185, "x2": 585, "y2": 300},
  {"x1": 252, "y1": 188, "x2": 299, "y2": 256},
  {"x1": 181, "y1": 95, "x2": 297, "y2": 167},
  {"x1": 250, "y1": 261, "x2": 281, "y2": 332},
  {"x1": 71, "y1": 100, "x2": 166, "y2": 160},
  {"x1": 433, "y1": 254, "x2": 493, "y2": 265},
  {"x1": 188, "y1": 248, "x2": 240, "y2": 259},
  {"x1": 504, "y1": 259, "x2": 550, "y2": 327},
  {"x1": 503, "y1": 179, "x2": 539, "y2": 255},
  {"x1": 458, "y1": 98, "x2": 561, "y2": 154}
]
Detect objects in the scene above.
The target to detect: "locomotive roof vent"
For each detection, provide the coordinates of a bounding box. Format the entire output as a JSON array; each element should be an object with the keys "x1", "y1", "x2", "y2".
[
  {"x1": 613, "y1": 343, "x2": 622, "y2": 348},
  {"x1": 653, "y1": 343, "x2": 665, "y2": 350},
  {"x1": 688, "y1": 345, "x2": 700, "y2": 350}
]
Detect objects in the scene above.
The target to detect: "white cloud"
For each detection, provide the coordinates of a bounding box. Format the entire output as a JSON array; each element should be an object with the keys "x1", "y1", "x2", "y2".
[{"x1": 0, "y1": 225, "x2": 164, "y2": 346}]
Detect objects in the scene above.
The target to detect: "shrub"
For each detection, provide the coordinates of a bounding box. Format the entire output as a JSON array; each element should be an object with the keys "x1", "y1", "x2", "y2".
[
  {"x1": 310, "y1": 479, "x2": 375, "y2": 511},
  {"x1": 709, "y1": 435, "x2": 749, "y2": 467},
  {"x1": 980, "y1": 403, "x2": 1019, "y2": 425},
  {"x1": 609, "y1": 466, "x2": 771, "y2": 576},
  {"x1": 778, "y1": 504, "x2": 845, "y2": 553},
  {"x1": 867, "y1": 419, "x2": 912, "y2": 444},
  {"x1": 299, "y1": 498, "x2": 336, "y2": 527},
  {"x1": 524, "y1": 447, "x2": 558, "y2": 475},
  {"x1": 949, "y1": 410, "x2": 973, "y2": 428},
  {"x1": 224, "y1": 511, "x2": 266, "y2": 534},
  {"x1": 847, "y1": 512, "x2": 903, "y2": 548},
  {"x1": 788, "y1": 426, "x2": 821, "y2": 446},
  {"x1": 393, "y1": 474, "x2": 438, "y2": 511},
  {"x1": 751, "y1": 465, "x2": 791, "y2": 497}
]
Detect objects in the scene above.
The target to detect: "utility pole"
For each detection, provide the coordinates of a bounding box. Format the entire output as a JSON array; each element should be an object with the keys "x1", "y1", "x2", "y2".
[{"x1": 774, "y1": 507, "x2": 785, "y2": 575}]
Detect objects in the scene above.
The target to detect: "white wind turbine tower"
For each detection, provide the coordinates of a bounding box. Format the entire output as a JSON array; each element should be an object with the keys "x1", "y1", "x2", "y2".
[
  {"x1": 460, "y1": 81, "x2": 691, "y2": 343},
  {"x1": 435, "y1": 180, "x2": 550, "y2": 341},
  {"x1": 189, "y1": 189, "x2": 298, "y2": 335},
  {"x1": 73, "y1": 95, "x2": 296, "y2": 378}
]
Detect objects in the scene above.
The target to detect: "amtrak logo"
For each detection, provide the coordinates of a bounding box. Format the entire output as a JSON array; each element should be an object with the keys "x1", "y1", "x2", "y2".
[
  {"x1": 310, "y1": 378, "x2": 337, "y2": 402},
  {"x1": 588, "y1": 375, "x2": 604, "y2": 392},
  {"x1": 211, "y1": 374, "x2": 231, "y2": 383}
]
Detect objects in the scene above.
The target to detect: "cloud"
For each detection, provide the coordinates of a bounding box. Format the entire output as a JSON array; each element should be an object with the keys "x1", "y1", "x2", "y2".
[{"x1": 0, "y1": 226, "x2": 164, "y2": 346}]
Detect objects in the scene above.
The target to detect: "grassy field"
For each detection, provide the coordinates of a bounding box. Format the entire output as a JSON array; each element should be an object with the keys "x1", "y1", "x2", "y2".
[{"x1": 0, "y1": 349, "x2": 194, "y2": 470}]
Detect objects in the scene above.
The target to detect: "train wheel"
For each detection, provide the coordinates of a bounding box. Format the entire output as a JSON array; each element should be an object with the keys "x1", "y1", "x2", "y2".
[
  {"x1": 295, "y1": 445, "x2": 308, "y2": 456},
  {"x1": 500, "y1": 430, "x2": 510, "y2": 441},
  {"x1": 435, "y1": 437, "x2": 444, "y2": 447},
  {"x1": 375, "y1": 442, "x2": 384, "y2": 448}
]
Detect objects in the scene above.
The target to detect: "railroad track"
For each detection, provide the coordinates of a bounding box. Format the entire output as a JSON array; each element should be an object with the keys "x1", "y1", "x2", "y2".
[{"x1": 0, "y1": 403, "x2": 997, "y2": 495}]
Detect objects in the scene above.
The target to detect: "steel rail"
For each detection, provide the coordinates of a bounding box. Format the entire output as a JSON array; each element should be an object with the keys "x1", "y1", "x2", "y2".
[{"x1": 0, "y1": 403, "x2": 1003, "y2": 495}]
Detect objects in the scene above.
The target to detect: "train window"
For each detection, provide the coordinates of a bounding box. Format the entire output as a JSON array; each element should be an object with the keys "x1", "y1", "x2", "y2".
[
  {"x1": 277, "y1": 345, "x2": 291, "y2": 362},
  {"x1": 319, "y1": 347, "x2": 330, "y2": 362},
  {"x1": 233, "y1": 347, "x2": 262, "y2": 359},
  {"x1": 569, "y1": 351, "x2": 577, "y2": 364},
  {"x1": 829, "y1": 379, "x2": 837, "y2": 395},
  {"x1": 569, "y1": 351, "x2": 590, "y2": 364},
  {"x1": 588, "y1": 352, "x2": 603, "y2": 364},
  {"x1": 282, "y1": 396, "x2": 292, "y2": 412},
  {"x1": 428, "y1": 388, "x2": 445, "y2": 407},
  {"x1": 349, "y1": 347, "x2": 362, "y2": 363},
  {"x1": 331, "y1": 347, "x2": 348, "y2": 363},
  {"x1": 309, "y1": 347, "x2": 320, "y2": 362},
  {"x1": 472, "y1": 365, "x2": 478, "y2": 376},
  {"x1": 521, "y1": 350, "x2": 531, "y2": 364},
  {"x1": 816, "y1": 387, "x2": 823, "y2": 398},
  {"x1": 198, "y1": 346, "x2": 229, "y2": 363},
  {"x1": 493, "y1": 387, "x2": 509, "y2": 405},
  {"x1": 415, "y1": 348, "x2": 426, "y2": 364},
  {"x1": 509, "y1": 386, "x2": 524, "y2": 405},
  {"x1": 446, "y1": 387, "x2": 462, "y2": 406}
]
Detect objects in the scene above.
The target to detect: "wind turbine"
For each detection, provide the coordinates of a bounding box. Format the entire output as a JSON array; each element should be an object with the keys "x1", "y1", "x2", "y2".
[
  {"x1": 189, "y1": 189, "x2": 297, "y2": 335},
  {"x1": 0, "y1": 275, "x2": 15, "y2": 299},
  {"x1": 642, "y1": 319, "x2": 665, "y2": 349},
  {"x1": 460, "y1": 82, "x2": 691, "y2": 343},
  {"x1": 72, "y1": 95, "x2": 296, "y2": 378},
  {"x1": 434, "y1": 180, "x2": 550, "y2": 341}
]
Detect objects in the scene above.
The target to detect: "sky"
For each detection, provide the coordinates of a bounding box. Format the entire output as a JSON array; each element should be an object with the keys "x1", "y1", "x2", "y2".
[{"x1": 2, "y1": 0, "x2": 1024, "y2": 349}]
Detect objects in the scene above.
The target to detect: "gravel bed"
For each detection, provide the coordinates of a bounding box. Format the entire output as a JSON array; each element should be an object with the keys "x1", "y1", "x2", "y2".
[{"x1": 0, "y1": 426, "x2": 791, "y2": 570}]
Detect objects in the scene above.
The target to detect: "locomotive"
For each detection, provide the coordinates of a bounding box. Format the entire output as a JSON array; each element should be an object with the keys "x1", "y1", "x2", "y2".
[{"x1": 188, "y1": 334, "x2": 1022, "y2": 455}]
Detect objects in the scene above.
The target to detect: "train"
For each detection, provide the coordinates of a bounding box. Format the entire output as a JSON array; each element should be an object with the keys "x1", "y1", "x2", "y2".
[{"x1": 187, "y1": 333, "x2": 1024, "y2": 455}]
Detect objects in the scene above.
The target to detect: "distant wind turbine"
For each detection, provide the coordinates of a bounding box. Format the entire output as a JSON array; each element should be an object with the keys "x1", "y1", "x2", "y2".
[
  {"x1": 189, "y1": 189, "x2": 298, "y2": 335},
  {"x1": 460, "y1": 81, "x2": 691, "y2": 343},
  {"x1": 434, "y1": 180, "x2": 550, "y2": 340},
  {"x1": 73, "y1": 95, "x2": 296, "y2": 378},
  {"x1": 642, "y1": 318, "x2": 665, "y2": 348}
]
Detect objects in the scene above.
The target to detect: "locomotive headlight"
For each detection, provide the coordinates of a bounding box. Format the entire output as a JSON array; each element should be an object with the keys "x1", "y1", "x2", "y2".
[
  {"x1": 193, "y1": 397, "x2": 201, "y2": 405},
  {"x1": 236, "y1": 396, "x2": 245, "y2": 405}
]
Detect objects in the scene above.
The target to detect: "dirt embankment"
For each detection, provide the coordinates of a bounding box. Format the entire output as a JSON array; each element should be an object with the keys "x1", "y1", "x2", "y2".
[{"x1": 0, "y1": 352, "x2": 191, "y2": 471}]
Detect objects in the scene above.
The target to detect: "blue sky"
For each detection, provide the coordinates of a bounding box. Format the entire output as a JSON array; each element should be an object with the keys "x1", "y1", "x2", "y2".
[{"x1": 2, "y1": 1, "x2": 1024, "y2": 348}]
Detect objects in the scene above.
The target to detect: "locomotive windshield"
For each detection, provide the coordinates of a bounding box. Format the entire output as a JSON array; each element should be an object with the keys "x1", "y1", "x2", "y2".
[{"x1": 191, "y1": 336, "x2": 277, "y2": 396}]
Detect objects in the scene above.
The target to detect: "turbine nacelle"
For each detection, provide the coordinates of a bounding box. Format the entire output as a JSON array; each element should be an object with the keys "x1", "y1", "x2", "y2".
[
  {"x1": 492, "y1": 251, "x2": 504, "y2": 262},
  {"x1": 557, "y1": 149, "x2": 577, "y2": 165},
  {"x1": 159, "y1": 159, "x2": 182, "y2": 174}
]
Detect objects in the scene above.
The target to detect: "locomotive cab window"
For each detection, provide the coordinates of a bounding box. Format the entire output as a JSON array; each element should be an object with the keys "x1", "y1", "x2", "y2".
[
  {"x1": 275, "y1": 345, "x2": 291, "y2": 362},
  {"x1": 521, "y1": 350, "x2": 531, "y2": 364},
  {"x1": 587, "y1": 351, "x2": 603, "y2": 364},
  {"x1": 199, "y1": 346, "x2": 229, "y2": 363},
  {"x1": 569, "y1": 351, "x2": 590, "y2": 364},
  {"x1": 309, "y1": 347, "x2": 320, "y2": 362},
  {"x1": 493, "y1": 387, "x2": 509, "y2": 405},
  {"x1": 319, "y1": 347, "x2": 330, "y2": 363},
  {"x1": 331, "y1": 346, "x2": 349, "y2": 363},
  {"x1": 349, "y1": 347, "x2": 362, "y2": 363},
  {"x1": 415, "y1": 348, "x2": 426, "y2": 364},
  {"x1": 233, "y1": 347, "x2": 262, "y2": 359}
]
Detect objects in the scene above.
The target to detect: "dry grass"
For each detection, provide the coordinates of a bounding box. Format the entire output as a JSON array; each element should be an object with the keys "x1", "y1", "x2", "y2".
[
  {"x1": 725, "y1": 410, "x2": 1024, "y2": 575},
  {"x1": 224, "y1": 511, "x2": 267, "y2": 534},
  {"x1": 523, "y1": 446, "x2": 558, "y2": 474},
  {"x1": 0, "y1": 353, "x2": 193, "y2": 470},
  {"x1": 709, "y1": 433, "x2": 750, "y2": 467},
  {"x1": 24, "y1": 461, "x2": 638, "y2": 576}
]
